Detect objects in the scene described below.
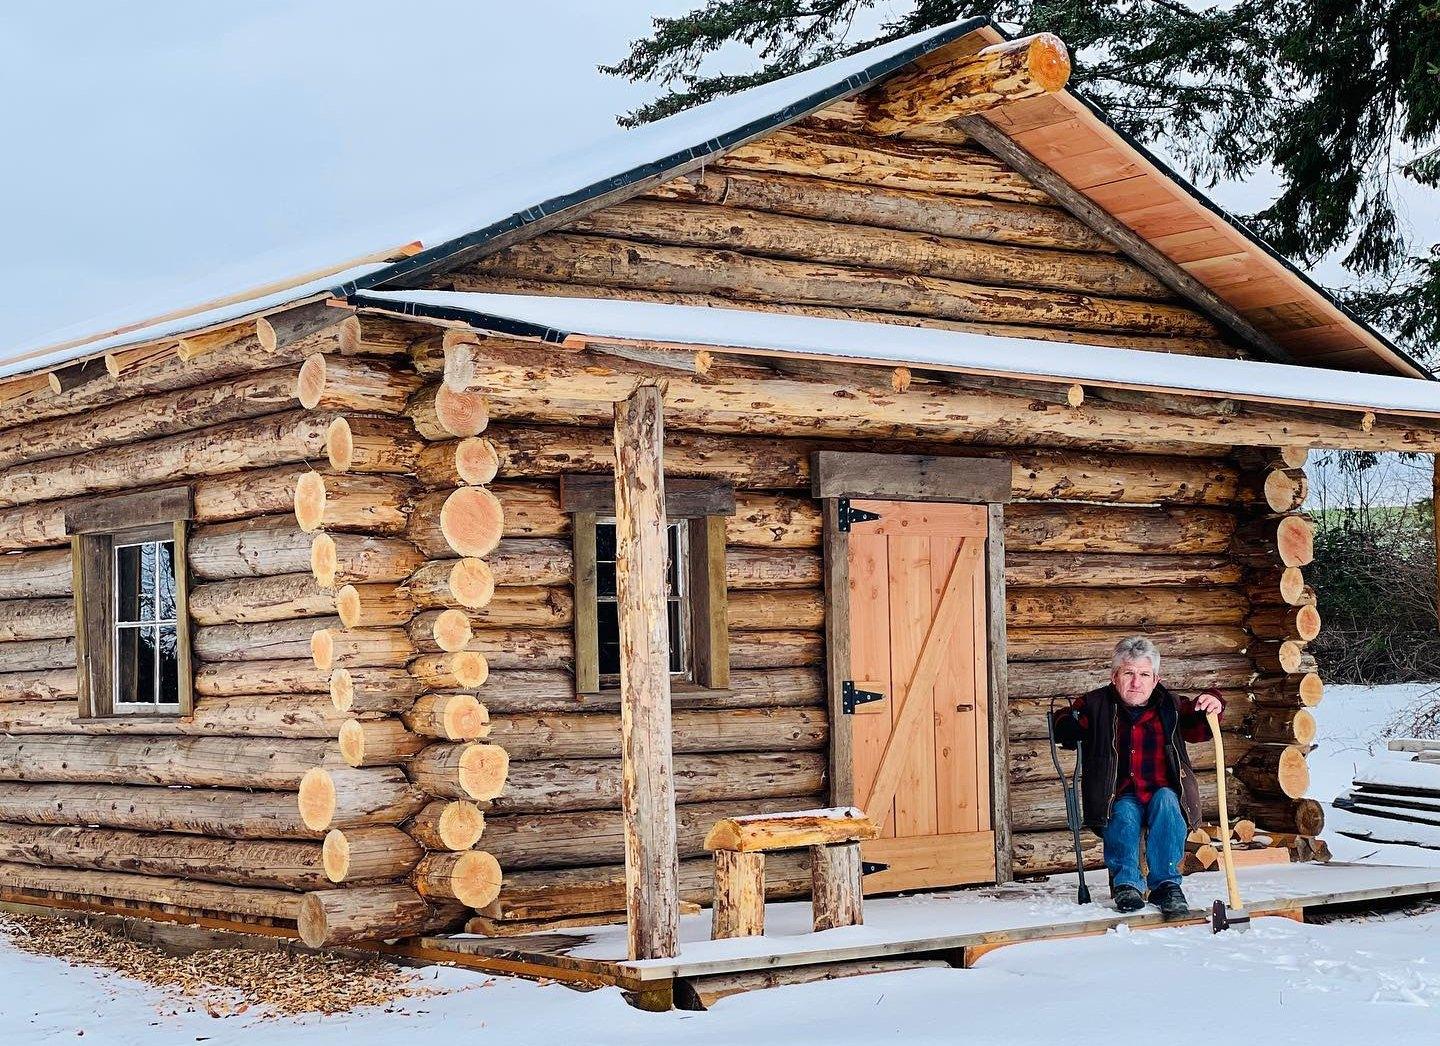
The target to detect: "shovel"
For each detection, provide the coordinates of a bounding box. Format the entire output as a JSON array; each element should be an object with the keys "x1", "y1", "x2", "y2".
[
  {"x1": 1048, "y1": 697, "x2": 1091, "y2": 906},
  {"x1": 1206, "y1": 711, "x2": 1251, "y2": 933}
]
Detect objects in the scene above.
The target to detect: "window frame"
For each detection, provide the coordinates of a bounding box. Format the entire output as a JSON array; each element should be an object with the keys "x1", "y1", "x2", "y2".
[
  {"x1": 560, "y1": 475, "x2": 733, "y2": 695},
  {"x1": 66, "y1": 487, "x2": 195, "y2": 719}
]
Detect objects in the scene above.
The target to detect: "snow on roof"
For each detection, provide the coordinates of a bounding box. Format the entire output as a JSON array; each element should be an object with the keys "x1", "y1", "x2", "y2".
[
  {"x1": 0, "y1": 264, "x2": 386, "y2": 382},
  {"x1": 356, "y1": 289, "x2": 1440, "y2": 417}
]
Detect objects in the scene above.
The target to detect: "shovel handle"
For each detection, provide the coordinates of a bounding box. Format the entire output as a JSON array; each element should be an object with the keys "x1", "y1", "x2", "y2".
[{"x1": 1206, "y1": 711, "x2": 1244, "y2": 912}]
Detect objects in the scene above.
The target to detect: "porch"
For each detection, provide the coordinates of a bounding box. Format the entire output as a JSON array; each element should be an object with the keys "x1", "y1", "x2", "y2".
[{"x1": 421, "y1": 859, "x2": 1440, "y2": 1006}]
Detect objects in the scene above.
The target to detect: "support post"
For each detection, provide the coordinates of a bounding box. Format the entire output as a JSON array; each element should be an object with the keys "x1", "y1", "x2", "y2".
[
  {"x1": 613, "y1": 383, "x2": 681, "y2": 960},
  {"x1": 1434, "y1": 455, "x2": 1440, "y2": 632}
]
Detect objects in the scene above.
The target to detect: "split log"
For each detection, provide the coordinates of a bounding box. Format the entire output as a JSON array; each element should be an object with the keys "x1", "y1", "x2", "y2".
[
  {"x1": 408, "y1": 800, "x2": 486, "y2": 851},
  {"x1": 472, "y1": 234, "x2": 1218, "y2": 341},
  {"x1": 1233, "y1": 745, "x2": 1311, "y2": 799},
  {"x1": 323, "y1": 414, "x2": 426, "y2": 476},
  {"x1": 0, "y1": 670, "x2": 76, "y2": 702},
  {"x1": 0, "y1": 735, "x2": 339, "y2": 790},
  {"x1": 411, "y1": 850, "x2": 503, "y2": 908},
  {"x1": 0, "y1": 781, "x2": 328, "y2": 839},
  {"x1": 481, "y1": 795, "x2": 822, "y2": 870},
  {"x1": 1247, "y1": 604, "x2": 1322, "y2": 642},
  {"x1": 406, "y1": 558, "x2": 499, "y2": 610},
  {"x1": 297, "y1": 886, "x2": 464, "y2": 947},
  {"x1": 310, "y1": 532, "x2": 424, "y2": 588},
  {"x1": 293, "y1": 471, "x2": 415, "y2": 534},
  {"x1": 402, "y1": 693, "x2": 491, "y2": 741},
  {"x1": 188, "y1": 516, "x2": 313, "y2": 581},
  {"x1": 322, "y1": 826, "x2": 423, "y2": 884},
  {"x1": 407, "y1": 384, "x2": 489, "y2": 440},
  {"x1": 2, "y1": 861, "x2": 299, "y2": 922},
  {"x1": 296, "y1": 766, "x2": 427, "y2": 832},
  {"x1": 572, "y1": 194, "x2": 1160, "y2": 300},
  {"x1": 704, "y1": 808, "x2": 876, "y2": 852},
  {"x1": 644, "y1": 166, "x2": 1113, "y2": 252},
  {"x1": 0, "y1": 599, "x2": 73, "y2": 642},
  {"x1": 865, "y1": 33, "x2": 1071, "y2": 133},
  {"x1": 294, "y1": 354, "x2": 424, "y2": 413},
  {"x1": 408, "y1": 743, "x2": 510, "y2": 801},
  {"x1": 0, "y1": 694, "x2": 357, "y2": 738},
  {"x1": 0, "y1": 410, "x2": 335, "y2": 510},
  {"x1": 727, "y1": 590, "x2": 824, "y2": 630},
  {"x1": 188, "y1": 573, "x2": 333, "y2": 626},
  {"x1": 1004, "y1": 552, "x2": 1242, "y2": 589},
  {"x1": 491, "y1": 751, "x2": 826, "y2": 814},
  {"x1": 0, "y1": 638, "x2": 76, "y2": 672},
  {"x1": 1240, "y1": 796, "x2": 1325, "y2": 837},
  {"x1": 1004, "y1": 624, "x2": 1248, "y2": 662},
  {"x1": 488, "y1": 707, "x2": 827, "y2": 761},
  {"x1": 0, "y1": 821, "x2": 333, "y2": 890},
  {"x1": 339, "y1": 719, "x2": 428, "y2": 767},
  {"x1": 407, "y1": 488, "x2": 505, "y2": 558},
  {"x1": 414, "y1": 437, "x2": 501, "y2": 488},
  {"x1": 1006, "y1": 586, "x2": 1245, "y2": 628},
  {"x1": 0, "y1": 548, "x2": 72, "y2": 598},
  {"x1": 330, "y1": 666, "x2": 424, "y2": 713},
  {"x1": 194, "y1": 659, "x2": 329, "y2": 697},
  {"x1": 1249, "y1": 674, "x2": 1324, "y2": 709},
  {"x1": 335, "y1": 583, "x2": 413, "y2": 628}
]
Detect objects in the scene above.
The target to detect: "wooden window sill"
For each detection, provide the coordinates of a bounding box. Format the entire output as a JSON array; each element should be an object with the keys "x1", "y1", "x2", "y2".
[{"x1": 74, "y1": 713, "x2": 187, "y2": 723}]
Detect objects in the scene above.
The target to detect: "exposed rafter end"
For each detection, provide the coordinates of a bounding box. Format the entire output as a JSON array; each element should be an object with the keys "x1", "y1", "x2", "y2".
[{"x1": 47, "y1": 356, "x2": 110, "y2": 394}]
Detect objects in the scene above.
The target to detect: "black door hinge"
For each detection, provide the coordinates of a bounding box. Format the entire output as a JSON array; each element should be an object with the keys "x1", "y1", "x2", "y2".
[
  {"x1": 862, "y1": 861, "x2": 890, "y2": 876},
  {"x1": 837, "y1": 498, "x2": 881, "y2": 532},
  {"x1": 842, "y1": 680, "x2": 886, "y2": 714}
]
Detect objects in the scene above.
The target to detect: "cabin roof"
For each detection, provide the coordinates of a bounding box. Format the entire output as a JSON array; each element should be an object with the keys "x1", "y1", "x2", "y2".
[
  {"x1": 4, "y1": 15, "x2": 1428, "y2": 387},
  {"x1": 352, "y1": 289, "x2": 1440, "y2": 419}
]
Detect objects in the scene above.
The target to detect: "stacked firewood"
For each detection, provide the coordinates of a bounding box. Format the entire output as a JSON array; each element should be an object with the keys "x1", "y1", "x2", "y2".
[
  {"x1": 1332, "y1": 741, "x2": 1440, "y2": 850},
  {"x1": 290, "y1": 319, "x2": 509, "y2": 948},
  {"x1": 1179, "y1": 819, "x2": 1330, "y2": 874}
]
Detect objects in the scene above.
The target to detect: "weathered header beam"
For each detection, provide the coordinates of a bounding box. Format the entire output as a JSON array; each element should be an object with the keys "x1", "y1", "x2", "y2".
[{"x1": 866, "y1": 34, "x2": 1071, "y2": 135}]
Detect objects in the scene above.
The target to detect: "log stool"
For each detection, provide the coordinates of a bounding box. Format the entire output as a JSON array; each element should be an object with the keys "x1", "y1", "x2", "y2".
[{"x1": 703, "y1": 807, "x2": 880, "y2": 940}]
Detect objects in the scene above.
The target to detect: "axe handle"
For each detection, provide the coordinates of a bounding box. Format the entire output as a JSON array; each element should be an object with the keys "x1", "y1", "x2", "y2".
[{"x1": 1206, "y1": 711, "x2": 1244, "y2": 912}]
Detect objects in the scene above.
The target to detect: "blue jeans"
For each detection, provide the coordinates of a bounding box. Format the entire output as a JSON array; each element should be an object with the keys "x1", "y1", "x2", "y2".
[{"x1": 1102, "y1": 787, "x2": 1185, "y2": 893}]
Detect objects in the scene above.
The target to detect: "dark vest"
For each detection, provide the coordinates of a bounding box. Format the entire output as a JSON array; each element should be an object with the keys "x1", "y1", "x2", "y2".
[{"x1": 1074, "y1": 682, "x2": 1203, "y2": 832}]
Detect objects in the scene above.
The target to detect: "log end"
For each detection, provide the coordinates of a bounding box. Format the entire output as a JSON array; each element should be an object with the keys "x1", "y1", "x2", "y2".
[
  {"x1": 336, "y1": 585, "x2": 363, "y2": 629},
  {"x1": 339, "y1": 718, "x2": 366, "y2": 767},
  {"x1": 448, "y1": 558, "x2": 496, "y2": 610},
  {"x1": 436, "y1": 801, "x2": 486, "y2": 850},
  {"x1": 297, "y1": 891, "x2": 329, "y2": 948},
  {"x1": 311, "y1": 534, "x2": 338, "y2": 588},
  {"x1": 434, "y1": 386, "x2": 490, "y2": 439},
  {"x1": 458, "y1": 743, "x2": 509, "y2": 801},
  {"x1": 296, "y1": 354, "x2": 327, "y2": 410},
  {"x1": 1024, "y1": 32, "x2": 1071, "y2": 93},
  {"x1": 325, "y1": 417, "x2": 354, "y2": 473},
  {"x1": 449, "y1": 650, "x2": 490, "y2": 689},
  {"x1": 439, "y1": 486, "x2": 504, "y2": 558},
  {"x1": 454, "y1": 437, "x2": 500, "y2": 486},
  {"x1": 298, "y1": 767, "x2": 337, "y2": 832},
  {"x1": 322, "y1": 828, "x2": 351, "y2": 883},
  {"x1": 330, "y1": 668, "x2": 354, "y2": 712},
  {"x1": 440, "y1": 693, "x2": 490, "y2": 741},
  {"x1": 295, "y1": 471, "x2": 328, "y2": 532},
  {"x1": 1299, "y1": 672, "x2": 1324, "y2": 706},
  {"x1": 312, "y1": 628, "x2": 336, "y2": 673},
  {"x1": 433, "y1": 608, "x2": 474, "y2": 653}
]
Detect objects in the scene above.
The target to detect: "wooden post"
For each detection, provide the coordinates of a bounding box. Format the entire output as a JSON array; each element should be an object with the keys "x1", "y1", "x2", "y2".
[
  {"x1": 1433, "y1": 455, "x2": 1439, "y2": 631},
  {"x1": 810, "y1": 842, "x2": 864, "y2": 931},
  {"x1": 613, "y1": 383, "x2": 681, "y2": 960},
  {"x1": 712, "y1": 850, "x2": 766, "y2": 939}
]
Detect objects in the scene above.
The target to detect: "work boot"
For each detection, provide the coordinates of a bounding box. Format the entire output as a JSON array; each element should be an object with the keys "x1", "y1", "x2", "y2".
[
  {"x1": 1112, "y1": 885, "x2": 1144, "y2": 913},
  {"x1": 1149, "y1": 882, "x2": 1190, "y2": 920}
]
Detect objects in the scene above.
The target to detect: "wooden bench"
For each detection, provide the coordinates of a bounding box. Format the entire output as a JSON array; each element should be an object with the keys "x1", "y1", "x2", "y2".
[{"x1": 703, "y1": 807, "x2": 880, "y2": 939}]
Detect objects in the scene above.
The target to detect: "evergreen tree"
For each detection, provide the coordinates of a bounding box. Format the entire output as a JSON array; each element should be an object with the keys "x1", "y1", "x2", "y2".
[{"x1": 604, "y1": 1, "x2": 1440, "y2": 364}]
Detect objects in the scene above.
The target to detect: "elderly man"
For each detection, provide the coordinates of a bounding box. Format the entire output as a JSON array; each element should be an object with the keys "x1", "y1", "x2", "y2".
[{"x1": 1051, "y1": 636, "x2": 1224, "y2": 918}]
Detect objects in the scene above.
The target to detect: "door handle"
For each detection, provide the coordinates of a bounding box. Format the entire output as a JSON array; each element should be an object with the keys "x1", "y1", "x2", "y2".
[{"x1": 956, "y1": 703, "x2": 974, "y2": 712}]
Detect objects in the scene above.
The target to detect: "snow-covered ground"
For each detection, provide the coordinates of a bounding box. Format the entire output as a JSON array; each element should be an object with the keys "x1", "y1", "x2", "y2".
[{"x1": 2, "y1": 683, "x2": 1437, "y2": 1043}]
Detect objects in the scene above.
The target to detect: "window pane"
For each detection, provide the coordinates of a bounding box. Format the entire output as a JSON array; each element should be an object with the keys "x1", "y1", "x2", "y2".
[
  {"x1": 666, "y1": 526, "x2": 681, "y2": 590},
  {"x1": 115, "y1": 543, "x2": 154, "y2": 623},
  {"x1": 597, "y1": 601, "x2": 620, "y2": 676},
  {"x1": 666, "y1": 600, "x2": 683, "y2": 673},
  {"x1": 155, "y1": 541, "x2": 177, "y2": 621},
  {"x1": 157, "y1": 625, "x2": 180, "y2": 706},
  {"x1": 595, "y1": 522, "x2": 616, "y2": 562},
  {"x1": 116, "y1": 626, "x2": 157, "y2": 706}
]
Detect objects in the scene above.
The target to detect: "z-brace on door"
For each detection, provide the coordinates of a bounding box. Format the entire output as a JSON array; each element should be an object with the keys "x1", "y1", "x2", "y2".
[{"x1": 845, "y1": 500, "x2": 996, "y2": 893}]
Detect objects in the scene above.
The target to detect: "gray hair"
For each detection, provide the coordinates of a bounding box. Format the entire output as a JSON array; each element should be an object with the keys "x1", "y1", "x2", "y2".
[{"x1": 1112, "y1": 636, "x2": 1160, "y2": 674}]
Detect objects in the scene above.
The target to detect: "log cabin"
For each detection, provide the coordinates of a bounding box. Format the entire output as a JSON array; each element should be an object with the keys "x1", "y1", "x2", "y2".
[{"x1": 2, "y1": 15, "x2": 1439, "y2": 992}]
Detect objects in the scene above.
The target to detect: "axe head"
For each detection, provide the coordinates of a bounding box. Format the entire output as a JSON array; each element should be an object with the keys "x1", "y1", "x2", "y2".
[{"x1": 1210, "y1": 898, "x2": 1251, "y2": 933}]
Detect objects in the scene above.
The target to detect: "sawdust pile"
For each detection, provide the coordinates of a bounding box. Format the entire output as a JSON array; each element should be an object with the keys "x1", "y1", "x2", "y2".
[{"x1": 0, "y1": 913, "x2": 452, "y2": 1018}]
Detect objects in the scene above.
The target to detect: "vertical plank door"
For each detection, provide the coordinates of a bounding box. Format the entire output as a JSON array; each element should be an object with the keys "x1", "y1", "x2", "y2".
[{"x1": 848, "y1": 500, "x2": 995, "y2": 892}]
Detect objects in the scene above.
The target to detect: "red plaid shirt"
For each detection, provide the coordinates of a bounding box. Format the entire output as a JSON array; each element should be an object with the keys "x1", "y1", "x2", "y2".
[{"x1": 1059, "y1": 688, "x2": 1221, "y2": 804}]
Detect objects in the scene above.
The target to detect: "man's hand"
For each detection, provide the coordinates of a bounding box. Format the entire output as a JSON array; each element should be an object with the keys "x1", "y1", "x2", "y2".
[{"x1": 1193, "y1": 689, "x2": 1224, "y2": 716}]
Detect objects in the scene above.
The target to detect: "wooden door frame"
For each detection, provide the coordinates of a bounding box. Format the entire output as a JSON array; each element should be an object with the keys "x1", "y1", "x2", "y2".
[{"x1": 814, "y1": 451, "x2": 1014, "y2": 884}]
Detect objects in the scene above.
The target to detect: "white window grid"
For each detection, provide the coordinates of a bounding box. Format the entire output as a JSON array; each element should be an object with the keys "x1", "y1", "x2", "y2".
[{"x1": 112, "y1": 538, "x2": 179, "y2": 711}]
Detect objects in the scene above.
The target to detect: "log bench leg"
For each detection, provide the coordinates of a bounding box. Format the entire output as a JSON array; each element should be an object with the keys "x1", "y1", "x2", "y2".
[
  {"x1": 811, "y1": 841, "x2": 864, "y2": 931},
  {"x1": 712, "y1": 850, "x2": 766, "y2": 939}
]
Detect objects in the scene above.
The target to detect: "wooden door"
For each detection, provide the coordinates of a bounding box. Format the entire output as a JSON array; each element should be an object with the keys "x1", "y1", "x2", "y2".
[{"x1": 847, "y1": 500, "x2": 996, "y2": 892}]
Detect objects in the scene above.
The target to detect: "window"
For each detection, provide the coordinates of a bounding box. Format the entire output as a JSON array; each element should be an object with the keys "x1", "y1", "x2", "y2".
[
  {"x1": 561, "y1": 475, "x2": 733, "y2": 694},
  {"x1": 66, "y1": 487, "x2": 194, "y2": 718}
]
